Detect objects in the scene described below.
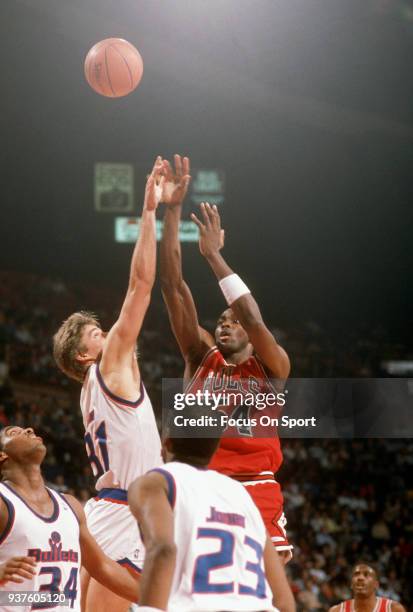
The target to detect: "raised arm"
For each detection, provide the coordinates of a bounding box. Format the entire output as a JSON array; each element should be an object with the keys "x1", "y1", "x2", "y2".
[
  {"x1": 100, "y1": 157, "x2": 164, "y2": 375},
  {"x1": 64, "y1": 495, "x2": 140, "y2": 603},
  {"x1": 128, "y1": 471, "x2": 176, "y2": 611},
  {"x1": 192, "y1": 203, "x2": 290, "y2": 379},
  {"x1": 160, "y1": 155, "x2": 214, "y2": 371}
]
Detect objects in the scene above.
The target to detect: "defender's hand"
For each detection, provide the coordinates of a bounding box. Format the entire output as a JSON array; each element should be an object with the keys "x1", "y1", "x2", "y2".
[
  {"x1": 191, "y1": 202, "x2": 225, "y2": 258},
  {"x1": 144, "y1": 156, "x2": 165, "y2": 212},
  {"x1": 0, "y1": 556, "x2": 37, "y2": 585},
  {"x1": 161, "y1": 154, "x2": 191, "y2": 206}
]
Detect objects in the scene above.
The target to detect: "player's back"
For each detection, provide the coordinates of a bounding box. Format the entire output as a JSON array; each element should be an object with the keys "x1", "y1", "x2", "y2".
[
  {"x1": 80, "y1": 363, "x2": 162, "y2": 490},
  {"x1": 154, "y1": 462, "x2": 274, "y2": 612}
]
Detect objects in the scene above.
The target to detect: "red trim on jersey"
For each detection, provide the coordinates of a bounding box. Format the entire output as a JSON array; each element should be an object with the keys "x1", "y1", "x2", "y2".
[
  {"x1": 96, "y1": 364, "x2": 145, "y2": 408},
  {"x1": 231, "y1": 473, "x2": 276, "y2": 483},
  {"x1": 379, "y1": 598, "x2": 392, "y2": 612},
  {"x1": 344, "y1": 600, "x2": 352, "y2": 612},
  {"x1": 118, "y1": 558, "x2": 142, "y2": 575},
  {"x1": 93, "y1": 496, "x2": 128, "y2": 505},
  {"x1": 340, "y1": 598, "x2": 393, "y2": 612},
  {"x1": 94, "y1": 488, "x2": 128, "y2": 505}
]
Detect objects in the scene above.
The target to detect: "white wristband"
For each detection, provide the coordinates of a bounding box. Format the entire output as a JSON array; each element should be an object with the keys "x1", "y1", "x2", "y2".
[
  {"x1": 219, "y1": 274, "x2": 250, "y2": 306},
  {"x1": 138, "y1": 608, "x2": 164, "y2": 612}
]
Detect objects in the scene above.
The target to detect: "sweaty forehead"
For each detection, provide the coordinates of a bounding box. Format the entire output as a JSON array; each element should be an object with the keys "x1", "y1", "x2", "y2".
[{"x1": 353, "y1": 565, "x2": 375, "y2": 577}]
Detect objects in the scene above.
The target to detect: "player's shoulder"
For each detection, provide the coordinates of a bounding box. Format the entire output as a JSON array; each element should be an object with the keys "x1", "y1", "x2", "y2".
[
  {"x1": 59, "y1": 493, "x2": 85, "y2": 524},
  {"x1": 390, "y1": 601, "x2": 406, "y2": 612},
  {"x1": 328, "y1": 604, "x2": 342, "y2": 612}
]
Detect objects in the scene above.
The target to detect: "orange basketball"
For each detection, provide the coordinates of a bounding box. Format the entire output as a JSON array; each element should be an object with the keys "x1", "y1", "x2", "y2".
[{"x1": 84, "y1": 38, "x2": 143, "y2": 98}]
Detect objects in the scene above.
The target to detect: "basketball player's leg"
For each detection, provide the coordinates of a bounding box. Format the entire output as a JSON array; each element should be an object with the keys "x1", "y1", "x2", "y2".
[
  {"x1": 85, "y1": 578, "x2": 131, "y2": 612},
  {"x1": 83, "y1": 496, "x2": 143, "y2": 608},
  {"x1": 245, "y1": 480, "x2": 293, "y2": 563}
]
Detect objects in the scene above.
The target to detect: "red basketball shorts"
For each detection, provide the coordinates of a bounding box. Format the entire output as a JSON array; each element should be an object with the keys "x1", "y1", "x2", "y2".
[{"x1": 243, "y1": 478, "x2": 293, "y2": 560}]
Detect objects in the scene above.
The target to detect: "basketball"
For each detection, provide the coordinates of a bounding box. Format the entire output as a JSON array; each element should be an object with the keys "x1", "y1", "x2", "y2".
[{"x1": 84, "y1": 38, "x2": 143, "y2": 98}]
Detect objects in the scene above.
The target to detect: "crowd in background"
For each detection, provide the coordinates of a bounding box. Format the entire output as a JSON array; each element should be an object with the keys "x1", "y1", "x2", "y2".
[{"x1": 0, "y1": 271, "x2": 412, "y2": 609}]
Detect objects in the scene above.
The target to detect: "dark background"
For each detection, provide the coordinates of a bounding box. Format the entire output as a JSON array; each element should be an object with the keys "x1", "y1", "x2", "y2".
[{"x1": 1, "y1": 0, "x2": 412, "y2": 335}]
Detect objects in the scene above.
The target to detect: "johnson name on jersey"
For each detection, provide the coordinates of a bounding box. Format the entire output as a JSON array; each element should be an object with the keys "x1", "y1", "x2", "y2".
[{"x1": 152, "y1": 462, "x2": 275, "y2": 612}]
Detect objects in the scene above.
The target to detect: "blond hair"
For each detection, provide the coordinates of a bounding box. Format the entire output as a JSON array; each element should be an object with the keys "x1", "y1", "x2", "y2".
[{"x1": 53, "y1": 311, "x2": 100, "y2": 382}]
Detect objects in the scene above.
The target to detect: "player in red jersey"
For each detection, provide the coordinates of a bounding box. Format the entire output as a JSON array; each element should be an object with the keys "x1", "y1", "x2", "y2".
[
  {"x1": 160, "y1": 155, "x2": 292, "y2": 561},
  {"x1": 329, "y1": 564, "x2": 406, "y2": 612}
]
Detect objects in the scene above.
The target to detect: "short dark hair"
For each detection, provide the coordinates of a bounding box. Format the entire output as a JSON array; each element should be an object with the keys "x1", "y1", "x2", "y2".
[
  {"x1": 165, "y1": 404, "x2": 224, "y2": 466},
  {"x1": 352, "y1": 562, "x2": 379, "y2": 581}
]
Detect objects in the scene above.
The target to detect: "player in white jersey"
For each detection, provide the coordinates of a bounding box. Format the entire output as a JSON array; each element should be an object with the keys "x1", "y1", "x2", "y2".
[
  {"x1": 53, "y1": 157, "x2": 176, "y2": 612},
  {"x1": 0, "y1": 425, "x2": 140, "y2": 611},
  {"x1": 128, "y1": 408, "x2": 295, "y2": 612}
]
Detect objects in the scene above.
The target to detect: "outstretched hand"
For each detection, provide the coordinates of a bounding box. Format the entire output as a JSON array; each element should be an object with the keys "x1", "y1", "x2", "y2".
[
  {"x1": 144, "y1": 156, "x2": 166, "y2": 212},
  {"x1": 161, "y1": 154, "x2": 191, "y2": 206},
  {"x1": 191, "y1": 202, "x2": 225, "y2": 258}
]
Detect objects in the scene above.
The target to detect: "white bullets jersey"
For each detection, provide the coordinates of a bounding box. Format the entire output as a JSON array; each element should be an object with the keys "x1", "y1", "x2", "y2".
[
  {"x1": 80, "y1": 363, "x2": 162, "y2": 490},
  {"x1": 0, "y1": 483, "x2": 81, "y2": 612},
  {"x1": 153, "y1": 462, "x2": 275, "y2": 612}
]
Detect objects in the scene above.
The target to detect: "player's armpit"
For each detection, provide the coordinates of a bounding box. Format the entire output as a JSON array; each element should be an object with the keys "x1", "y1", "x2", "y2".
[
  {"x1": 263, "y1": 536, "x2": 295, "y2": 612},
  {"x1": 63, "y1": 495, "x2": 139, "y2": 603},
  {"x1": 128, "y1": 472, "x2": 176, "y2": 609},
  {"x1": 392, "y1": 603, "x2": 407, "y2": 612}
]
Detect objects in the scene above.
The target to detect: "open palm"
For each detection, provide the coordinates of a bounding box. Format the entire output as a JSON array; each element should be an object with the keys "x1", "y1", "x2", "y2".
[{"x1": 162, "y1": 154, "x2": 191, "y2": 206}]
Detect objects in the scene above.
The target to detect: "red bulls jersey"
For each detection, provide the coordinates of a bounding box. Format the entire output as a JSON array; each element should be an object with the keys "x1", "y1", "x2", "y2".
[
  {"x1": 186, "y1": 346, "x2": 283, "y2": 476},
  {"x1": 338, "y1": 598, "x2": 393, "y2": 612}
]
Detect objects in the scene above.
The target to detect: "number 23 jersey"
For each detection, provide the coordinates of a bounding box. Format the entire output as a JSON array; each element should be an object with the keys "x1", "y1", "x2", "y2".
[{"x1": 153, "y1": 462, "x2": 274, "y2": 612}]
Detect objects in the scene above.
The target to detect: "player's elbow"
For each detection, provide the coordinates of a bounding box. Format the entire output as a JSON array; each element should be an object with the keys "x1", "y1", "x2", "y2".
[
  {"x1": 276, "y1": 593, "x2": 296, "y2": 612},
  {"x1": 160, "y1": 270, "x2": 183, "y2": 293},
  {"x1": 129, "y1": 276, "x2": 153, "y2": 297},
  {"x1": 240, "y1": 314, "x2": 266, "y2": 334},
  {"x1": 146, "y1": 540, "x2": 177, "y2": 564}
]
